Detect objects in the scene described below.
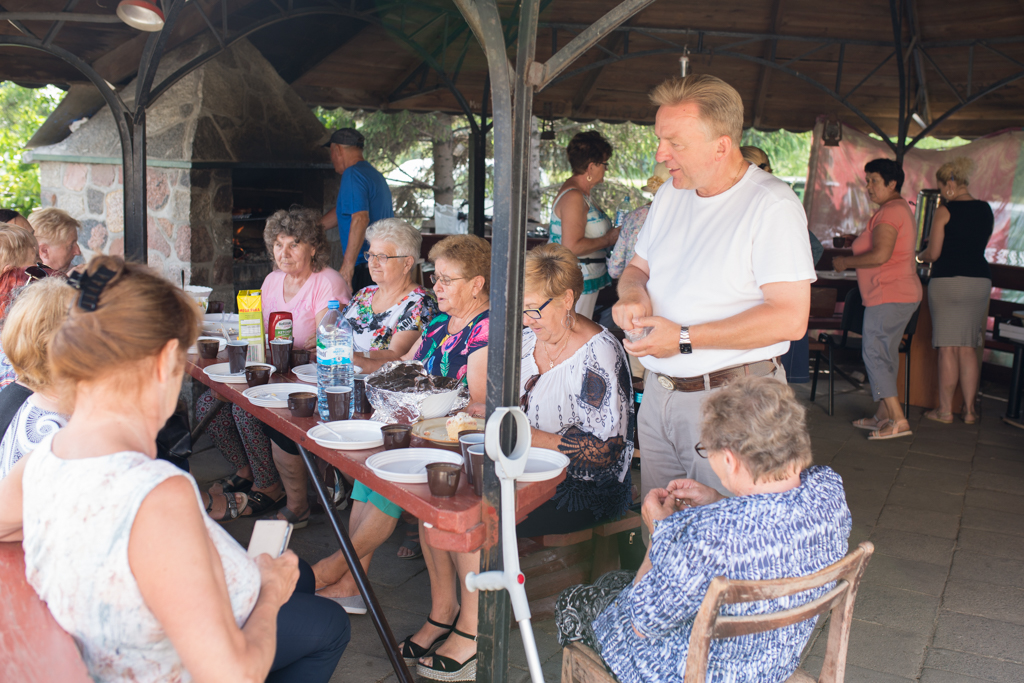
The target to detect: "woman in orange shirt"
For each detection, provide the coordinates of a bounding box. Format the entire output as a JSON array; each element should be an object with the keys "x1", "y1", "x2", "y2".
[{"x1": 833, "y1": 159, "x2": 922, "y2": 440}]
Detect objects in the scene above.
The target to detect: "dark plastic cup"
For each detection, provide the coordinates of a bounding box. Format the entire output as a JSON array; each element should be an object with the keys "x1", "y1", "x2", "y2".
[
  {"x1": 832, "y1": 236, "x2": 846, "y2": 248},
  {"x1": 226, "y1": 340, "x2": 248, "y2": 374},
  {"x1": 245, "y1": 365, "x2": 270, "y2": 387},
  {"x1": 270, "y1": 338, "x2": 293, "y2": 374},
  {"x1": 326, "y1": 386, "x2": 352, "y2": 421},
  {"x1": 467, "y1": 444, "x2": 486, "y2": 496},
  {"x1": 206, "y1": 301, "x2": 225, "y2": 314},
  {"x1": 426, "y1": 463, "x2": 461, "y2": 497},
  {"x1": 353, "y1": 375, "x2": 372, "y2": 415},
  {"x1": 458, "y1": 431, "x2": 485, "y2": 486},
  {"x1": 197, "y1": 338, "x2": 220, "y2": 359},
  {"x1": 290, "y1": 349, "x2": 310, "y2": 368},
  {"x1": 287, "y1": 391, "x2": 317, "y2": 418},
  {"x1": 381, "y1": 424, "x2": 412, "y2": 450}
]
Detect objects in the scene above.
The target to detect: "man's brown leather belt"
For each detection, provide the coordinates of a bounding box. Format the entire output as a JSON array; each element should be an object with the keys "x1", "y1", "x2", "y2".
[{"x1": 656, "y1": 358, "x2": 780, "y2": 393}]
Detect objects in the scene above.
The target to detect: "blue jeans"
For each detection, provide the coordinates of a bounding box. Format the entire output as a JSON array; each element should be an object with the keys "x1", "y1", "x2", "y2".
[{"x1": 268, "y1": 560, "x2": 351, "y2": 683}]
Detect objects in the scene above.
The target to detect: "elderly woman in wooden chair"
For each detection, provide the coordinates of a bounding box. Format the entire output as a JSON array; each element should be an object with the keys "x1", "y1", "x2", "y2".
[{"x1": 555, "y1": 376, "x2": 851, "y2": 683}]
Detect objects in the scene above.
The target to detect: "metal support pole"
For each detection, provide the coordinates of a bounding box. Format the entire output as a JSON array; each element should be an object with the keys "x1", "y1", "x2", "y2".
[
  {"x1": 469, "y1": 122, "x2": 487, "y2": 237},
  {"x1": 123, "y1": 108, "x2": 148, "y2": 262},
  {"x1": 295, "y1": 444, "x2": 414, "y2": 683}
]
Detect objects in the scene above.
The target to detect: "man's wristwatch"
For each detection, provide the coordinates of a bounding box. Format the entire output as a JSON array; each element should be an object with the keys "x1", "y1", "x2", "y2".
[{"x1": 678, "y1": 326, "x2": 692, "y2": 355}]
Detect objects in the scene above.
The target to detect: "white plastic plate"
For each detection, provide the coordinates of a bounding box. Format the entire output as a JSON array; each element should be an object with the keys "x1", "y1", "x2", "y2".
[
  {"x1": 307, "y1": 421, "x2": 386, "y2": 450},
  {"x1": 516, "y1": 448, "x2": 570, "y2": 483},
  {"x1": 204, "y1": 361, "x2": 276, "y2": 384},
  {"x1": 366, "y1": 448, "x2": 463, "y2": 484},
  {"x1": 241, "y1": 383, "x2": 314, "y2": 408}
]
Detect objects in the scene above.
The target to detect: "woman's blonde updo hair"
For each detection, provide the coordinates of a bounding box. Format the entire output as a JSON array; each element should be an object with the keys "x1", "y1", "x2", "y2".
[
  {"x1": 1, "y1": 278, "x2": 76, "y2": 393},
  {"x1": 524, "y1": 243, "x2": 584, "y2": 305},
  {"x1": 49, "y1": 256, "x2": 200, "y2": 394},
  {"x1": 700, "y1": 376, "x2": 813, "y2": 483},
  {"x1": 936, "y1": 157, "x2": 975, "y2": 186}
]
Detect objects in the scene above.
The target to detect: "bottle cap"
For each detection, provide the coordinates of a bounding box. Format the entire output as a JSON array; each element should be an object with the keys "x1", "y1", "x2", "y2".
[{"x1": 328, "y1": 300, "x2": 340, "y2": 310}]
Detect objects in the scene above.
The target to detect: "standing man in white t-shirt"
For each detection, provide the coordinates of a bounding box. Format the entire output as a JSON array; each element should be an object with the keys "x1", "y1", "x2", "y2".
[{"x1": 613, "y1": 74, "x2": 815, "y2": 507}]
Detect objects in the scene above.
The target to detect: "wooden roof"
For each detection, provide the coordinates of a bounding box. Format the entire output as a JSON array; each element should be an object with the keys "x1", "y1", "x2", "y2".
[{"x1": 3, "y1": 0, "x2": 1024, "y2": 138}]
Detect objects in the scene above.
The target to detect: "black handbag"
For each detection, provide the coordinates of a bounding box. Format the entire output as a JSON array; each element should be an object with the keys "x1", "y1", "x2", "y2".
[{"x1": 156, "y1": 406, "x2": 193, "y2": 472}]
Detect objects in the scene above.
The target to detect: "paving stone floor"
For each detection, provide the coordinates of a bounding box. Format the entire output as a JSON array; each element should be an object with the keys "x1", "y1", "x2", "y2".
[{"x1": 191, "y1": 377, "x2": 1024, "y2": 682}]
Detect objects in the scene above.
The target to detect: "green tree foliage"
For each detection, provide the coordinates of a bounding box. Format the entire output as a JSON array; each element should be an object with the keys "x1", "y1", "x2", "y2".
[
  {"x1": 740, "y1": 129, "x2": 813, "y2": 180},
  {"x1": 0, "y1": 83, "x2": 62, "y2": 215}
]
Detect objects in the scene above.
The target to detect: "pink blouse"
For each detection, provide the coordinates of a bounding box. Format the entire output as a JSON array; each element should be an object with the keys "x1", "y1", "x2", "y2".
[{"x1": 260, "y1": 269, "x2": 348, "y2": 347}]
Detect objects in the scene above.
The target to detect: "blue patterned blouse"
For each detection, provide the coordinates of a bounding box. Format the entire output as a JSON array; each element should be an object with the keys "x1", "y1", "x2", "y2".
[{"x1": 593, "y1": 466, "x2": 851, "y2": 683}]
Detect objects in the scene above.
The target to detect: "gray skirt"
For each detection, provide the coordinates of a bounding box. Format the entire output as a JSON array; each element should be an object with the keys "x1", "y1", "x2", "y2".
[{"x1": 928, "y1": 276, "x2": 991, "y2": 348}]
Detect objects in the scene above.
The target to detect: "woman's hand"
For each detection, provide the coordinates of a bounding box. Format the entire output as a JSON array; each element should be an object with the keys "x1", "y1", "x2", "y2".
[
  {"x1": 254, "y1": 550, "x2": 300, "y2": 609},
  {"x1": 641, "y1": 488, "x2": 678, "y2": 533},
  {"x1": 666, "y1": 478, "x2": 724, "y2": 508},
  {"x1": 465, "y1": 402, "x2": 486, "y2": 417},
  {"x1": 832, "y1": 255, "x2": 847, "y2": 272},
  {"x1": 604, "y1": 227, "x2": 621, "y2": 248}
]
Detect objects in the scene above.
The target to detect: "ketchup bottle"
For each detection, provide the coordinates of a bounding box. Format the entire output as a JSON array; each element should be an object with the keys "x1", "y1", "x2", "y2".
[{"x1": 268, "y1": 311, "x2": 293, "y2": 342}]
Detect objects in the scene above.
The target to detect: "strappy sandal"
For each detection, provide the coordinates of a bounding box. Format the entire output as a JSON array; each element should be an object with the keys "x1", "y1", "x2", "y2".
[
  {"x1": 416, "y1": 627, "x2": 477, "y2": 682},
  {"x1": 278, "y1": 506, "x2": 311, "y2": 530},
  {"x1": 868, "y1": 419, "x2": 913, "y2": 441},
  {"x1": 209, "y1": 473, "x2": 253, "y2": 494},
  {"x1": 204, "y1": 491, "x2": 248, "y2": 522},
  {"x1": 240, "y1": 490, "x2": 286, "y2": 518},
  {"x1": 399, "y1": 612, "x2": 459, "y2": 667},
  {"x1": 924, "y1": 409, "x2": 953, "y2": 424},
  {"x1": 852, "y1": 416, "x2": 887, "y2": 430},
  {"x1": 961, "y1": 409, "x2": 978, "y2": 425}
]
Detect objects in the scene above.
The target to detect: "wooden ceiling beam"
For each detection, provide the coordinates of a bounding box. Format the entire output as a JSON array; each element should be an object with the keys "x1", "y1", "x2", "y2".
[{"x1": 752, "y1": 0, "x2": 785, "y2": 129}]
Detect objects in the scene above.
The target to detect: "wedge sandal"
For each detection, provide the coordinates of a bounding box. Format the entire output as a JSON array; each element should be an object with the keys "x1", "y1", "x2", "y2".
[
  {"x1": 416, "y1": 627, "x2": 477, "y2": 682},
  {"x1": 398, "y1": 612, "x2": 459, "y2": 667}
]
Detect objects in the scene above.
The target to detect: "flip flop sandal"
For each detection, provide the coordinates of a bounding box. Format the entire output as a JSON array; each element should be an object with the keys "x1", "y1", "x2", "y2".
[
  {"x1": 868, "y1": 420, "x2": 913, "y2": 441},
  {"x1": 398, "y1": 534, "x2": 423, "y2": 560},
  {"x1": 209, "y1": 474, "x2": 254, "y2": 494},
  {"x1": 852, "y1": 416, "x2": 887, "y2": 430},
  {"x1": 416, "y1": 628, "x2": 478, "y2": 682},
  {"x1": 924, "y1": 410, "x2": 953, "y2": 424},
  {"x1": 241, "y1": 490, "x2": 286, "y2": 518},
  {"x1": 399, "y1": 613, "x2": 459, "y2": 667},
  {"x1": 278, "y1": 506, "x2": 311, "y2": 530},
  {"x1": 205, "y1": 491, "x2": 248, "y2": 522}
]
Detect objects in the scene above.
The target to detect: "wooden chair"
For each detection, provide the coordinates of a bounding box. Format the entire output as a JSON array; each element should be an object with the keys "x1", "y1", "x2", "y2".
[
  {"x1": 561, "y1": 542, "x2": 874, "y2": 683},
  {"x1": 0, "y1": 542, "x2": 91, "y2": 683}
]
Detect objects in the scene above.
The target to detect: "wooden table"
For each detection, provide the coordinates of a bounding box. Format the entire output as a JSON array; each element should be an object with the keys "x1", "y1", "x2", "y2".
[{"x1": 187, "y1": 353, "x2": 564, "y2": 682}]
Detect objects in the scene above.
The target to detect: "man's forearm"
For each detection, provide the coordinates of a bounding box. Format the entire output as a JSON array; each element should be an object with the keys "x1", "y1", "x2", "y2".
[
  {"x1": 342, "y1": 213, "x2": 370, "y2": 268},
  {"x1": 321, "y1": 210, "x2": 338, "y2": 230},
  {"x1": 617, "y1": 264, "x2": 649, "y2": 299}
]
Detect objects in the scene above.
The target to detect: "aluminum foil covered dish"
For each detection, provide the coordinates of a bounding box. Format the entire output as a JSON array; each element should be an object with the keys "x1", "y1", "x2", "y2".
[{"x1": 364, "y1": 360, "x2": 469, "y2": 423}]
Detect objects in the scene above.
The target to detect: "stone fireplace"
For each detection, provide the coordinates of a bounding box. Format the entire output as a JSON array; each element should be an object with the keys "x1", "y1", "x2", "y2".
[{"x1": 27, "y1": 36, "x2": 336, "y2": 309}]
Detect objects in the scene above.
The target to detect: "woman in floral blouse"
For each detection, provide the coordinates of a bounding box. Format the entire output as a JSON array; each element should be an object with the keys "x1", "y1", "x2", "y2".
[{"x1": 347, "y1": 218, "x2": 438, "y2": 374}]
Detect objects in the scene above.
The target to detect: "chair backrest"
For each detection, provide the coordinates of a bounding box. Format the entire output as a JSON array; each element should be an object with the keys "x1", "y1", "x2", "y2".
[
  {"x1": 903, "y1": 303, "x2": 922, "y2": 338},
  {"x1": 0, "y1": 542, "x2": 92, "y2": 683},
  {"x1": 683, "y1": 542, "x2": 874, "y2": 683},
  {"x1": 839, "y1": 288, "x2": 865, "y2": 337}
]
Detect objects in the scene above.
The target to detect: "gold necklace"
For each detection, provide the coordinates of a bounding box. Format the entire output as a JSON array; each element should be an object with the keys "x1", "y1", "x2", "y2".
[{"x1": 542, "y1": 330, "x2": 573, "y2": 370}]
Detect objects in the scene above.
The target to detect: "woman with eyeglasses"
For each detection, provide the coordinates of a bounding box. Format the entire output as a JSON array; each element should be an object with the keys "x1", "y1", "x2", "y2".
[
  {"x1": 314, "y1": 235, "x2": 490, "y2": 624},
  {"x1": 346, "y1": 218, "x2": 438, "y2": 375},
  {"x1": 549, "y1": 130, "x2": 619, "y2": 320},
  {"x1": 516, "y1": 243, "x2": 634, "y2": 537}
]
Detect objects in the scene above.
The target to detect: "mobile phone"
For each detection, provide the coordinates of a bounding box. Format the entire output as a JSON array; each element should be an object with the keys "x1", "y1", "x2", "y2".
[{"x1": 247, "y1": 520, "x2": 293, "y2": 560}]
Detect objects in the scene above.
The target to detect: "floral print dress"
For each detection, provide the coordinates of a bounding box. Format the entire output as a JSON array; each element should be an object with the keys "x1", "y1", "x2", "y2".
[
  {"x1": 414, "y1": 310, "x2": 489, "y2": 382},
  {"x1": 343, "y1": 285, "x2": 438, "y2": 353}
]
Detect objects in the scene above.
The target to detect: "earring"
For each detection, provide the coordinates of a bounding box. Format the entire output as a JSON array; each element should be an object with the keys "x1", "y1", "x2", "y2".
[
  {"x1": 562, "y1": 310, "x2": 576, "y2": 330},
  {"x1": 586, "y1": 175, "x2": 592, "y2": 182}
]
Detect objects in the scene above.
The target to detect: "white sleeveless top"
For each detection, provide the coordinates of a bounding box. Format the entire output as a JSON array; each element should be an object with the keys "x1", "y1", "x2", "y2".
[
  {"x1": 549, "y1": 188, "x2": 613, "y2": 294},
  {"x1": 21, "y1": 433, "x2": 261, "y2": 683}
]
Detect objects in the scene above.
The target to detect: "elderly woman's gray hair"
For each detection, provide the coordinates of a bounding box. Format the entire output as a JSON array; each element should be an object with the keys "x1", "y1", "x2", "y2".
[
  {"x1": 700, "y1": 376, "x2": 812, "y2": 482},
  {"x1": 264, "y1": 206, "x2": 330, "y2": 272},
  {"x1": 365, "y1": 218, "x2": 421, "y2": 262}
]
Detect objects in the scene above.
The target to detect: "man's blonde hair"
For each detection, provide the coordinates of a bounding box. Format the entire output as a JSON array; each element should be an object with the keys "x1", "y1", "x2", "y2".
[
  {"x1": 649, "y1": 74, "x2": 744, "y2": 145},
  {"x1": 29, "y1": 208, "x2": 80, "y2": 246}
]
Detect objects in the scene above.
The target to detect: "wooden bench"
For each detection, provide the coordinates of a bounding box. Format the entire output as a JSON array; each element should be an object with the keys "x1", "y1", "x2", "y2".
[
  {"x1": 519, "y1": 512, "x2": 643, "y2": 620},
  {"x1": 0, "y1": 542, "x2": 91, "y2": 683}
]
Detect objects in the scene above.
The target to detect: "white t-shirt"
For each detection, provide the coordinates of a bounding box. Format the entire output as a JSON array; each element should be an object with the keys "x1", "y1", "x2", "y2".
[{"x1": 633, "y1": 165, "x2": 816, "y2": 377}]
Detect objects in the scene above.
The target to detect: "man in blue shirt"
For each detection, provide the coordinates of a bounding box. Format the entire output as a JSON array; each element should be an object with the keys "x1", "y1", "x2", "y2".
[{"x1": 320, "y1": 128, "x2": 395, "y2": 295}]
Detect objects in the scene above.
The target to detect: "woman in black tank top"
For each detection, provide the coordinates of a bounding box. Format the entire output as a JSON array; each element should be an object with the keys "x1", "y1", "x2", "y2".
[{"x1": 917, "y1": 158, "x2": 993, "y2": 425}]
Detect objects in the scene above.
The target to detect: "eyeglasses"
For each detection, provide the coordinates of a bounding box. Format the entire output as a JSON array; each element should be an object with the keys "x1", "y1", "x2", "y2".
[
  {"x1": 430, "y1": 273, "x2": 466, "y2": 287},
  {"x1": 364, "y1": 251, "x2": 411, "y2": 265},
  {"x1": 757, "y1": 163, "x2": 771, "y2": 171},
  {"x1": 24, "y1": 264, "x2": 50, "y2": 283},
  {"x1": 694, "y1": 442, "x2": 708, "y2": 459},
  {"x1": 520, "y1": 374, "x2": 540, "y2": 412},
  {"x1": 523, "y1": 298, "x2": 553, "y2": 320}
]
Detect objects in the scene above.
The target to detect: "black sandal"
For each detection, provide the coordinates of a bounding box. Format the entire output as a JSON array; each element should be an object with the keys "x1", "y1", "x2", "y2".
[
  {"x1": 209, "y1": 474, "x2": 253, "y2": 494},
  {"x1": 416, "y1": 627, "x2": 477, "y2": 682},
  {"x1": 398, "y1": 612, "x2": 459, "y2": 666},
  {"x1": 241, "y1": 490, "x2": 286, "y2": 517},
  {"x1": 204, "y1": 491, "x2": 248, "y2": 522}
]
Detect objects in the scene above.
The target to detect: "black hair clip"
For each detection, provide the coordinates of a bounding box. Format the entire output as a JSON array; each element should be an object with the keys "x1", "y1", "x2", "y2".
[{"x1": 67, "y1": 265, "x2": 116, "y2": 311}]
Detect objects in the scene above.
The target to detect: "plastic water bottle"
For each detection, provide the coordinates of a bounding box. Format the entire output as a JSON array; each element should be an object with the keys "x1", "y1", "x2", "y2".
[
  {"x1": 614, "y1": 195, "x2": 632, "y2": 228},
  {"x1": 317, "y1": 300, "x2": 354, "y2": 421}
]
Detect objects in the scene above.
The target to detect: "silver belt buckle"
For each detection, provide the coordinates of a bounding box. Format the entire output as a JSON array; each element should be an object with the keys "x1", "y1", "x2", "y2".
[{"x1": 658, "y1": 375, "x2": 674, "y2": 390}]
